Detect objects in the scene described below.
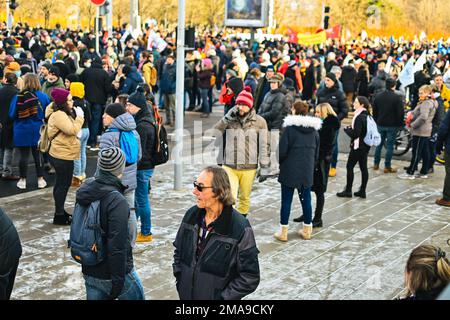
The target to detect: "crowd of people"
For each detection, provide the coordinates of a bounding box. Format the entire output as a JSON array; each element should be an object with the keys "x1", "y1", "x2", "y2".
[{"x1": 0, "y1": 22, "x2": 450, "y2": 300}]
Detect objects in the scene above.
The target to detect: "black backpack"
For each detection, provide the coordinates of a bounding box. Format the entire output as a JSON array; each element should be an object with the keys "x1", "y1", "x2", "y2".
[{"x1": 152, "y1": 124, "x2": 169, "y2": 166}]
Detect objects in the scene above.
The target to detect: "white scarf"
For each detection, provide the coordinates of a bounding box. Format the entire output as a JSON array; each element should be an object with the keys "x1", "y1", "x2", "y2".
[{"x1": 352, "y1": 108, "x2": 365, "y2": 150}]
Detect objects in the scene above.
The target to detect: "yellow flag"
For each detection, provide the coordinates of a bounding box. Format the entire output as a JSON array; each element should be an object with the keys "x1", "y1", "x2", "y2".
[{"x1": 297, "y1": 31, "x2": 327, "y2": 45}]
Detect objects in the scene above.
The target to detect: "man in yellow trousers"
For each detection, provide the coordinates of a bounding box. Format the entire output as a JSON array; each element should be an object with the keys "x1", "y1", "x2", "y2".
[{"x1": 213, "y1": 87, "x2": 270, "y2": 216}]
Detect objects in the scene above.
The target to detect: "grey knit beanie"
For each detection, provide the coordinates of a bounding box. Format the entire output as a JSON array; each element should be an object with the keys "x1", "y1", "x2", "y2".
[{"x1": 97, "y1": 147, "x2": 126, "y2": 177}]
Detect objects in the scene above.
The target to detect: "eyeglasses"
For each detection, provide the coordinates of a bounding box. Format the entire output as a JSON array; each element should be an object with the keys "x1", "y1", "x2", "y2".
[{"x1": 193, "y1": 181, "x2": 213, "y2": 192}]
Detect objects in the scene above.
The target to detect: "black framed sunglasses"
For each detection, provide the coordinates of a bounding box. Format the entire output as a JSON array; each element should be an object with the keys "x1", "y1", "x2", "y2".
[{"x1": 193, "y1": 181, "x2": 213, "y2": 192}]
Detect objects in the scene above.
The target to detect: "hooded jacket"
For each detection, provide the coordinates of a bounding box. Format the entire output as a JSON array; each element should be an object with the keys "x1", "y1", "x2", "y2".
[
  {"x1": 278, "y1": 115, "x2": 321, "y2": 189},
  {"x1": 160, "y1": 62, "x2": 176, "y2": 94},
  {"x1": 214, "y1": 107, "x2": 270, "y2": 170},
  {"x1": 173, "y1": 205, "x2": 260, "y2": 300},
  {"x1": 134, "y1": 106, "x2": 156, "y2": 170},
  {"x1": 100, "y1": 113, "x2": 142, "y2": 190},
  {"x1": 76, "y1": 173, "x2": 133, "y2": 298},
  {"x1": 258, "y1": 88, "x2": 287, "y2": 131},
  {"x1": 120, "y1": 67, "x2": 143, "y2": 95}
]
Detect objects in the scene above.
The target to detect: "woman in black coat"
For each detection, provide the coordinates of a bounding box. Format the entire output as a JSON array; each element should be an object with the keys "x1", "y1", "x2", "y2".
[
  {"x1": 337, "y1": 96, "x2": 371, "y2": 199},
  {"x1": 275, "y1": 101, "x2": 321, "y2": 242},
  {"x1": 293, "y1": 103, "x2": 340, "y2": 227},
  {"x1": 356, "y1": 64, "x2": 370, "y2": 99},
  {"x1": 0, "y1": 207, "x2": 22, "y2": 300}
]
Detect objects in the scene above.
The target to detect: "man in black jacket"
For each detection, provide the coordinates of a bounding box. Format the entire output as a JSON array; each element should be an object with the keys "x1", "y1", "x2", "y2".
[
  {"x1": 258, "y1": 73, "x2": 287, "y2": 131},
  {"x1": 125, "y1": 88, "x2": 157, "y2": 243},
  {"x1": 80, "y1": 61, "x2": 112, "y2": 149},
  {"x1": 0, "y1": 73, "x2": 19, "y2": 180},
  {"x1": 373, "y1": 78, "x2": 405, "y2": 173},
  {"x1": 77, "y1": 147, "x2": 144, "y2": 300},
  {"x1": 0, "y1": 207, "x2": 22, "y2": 300}
]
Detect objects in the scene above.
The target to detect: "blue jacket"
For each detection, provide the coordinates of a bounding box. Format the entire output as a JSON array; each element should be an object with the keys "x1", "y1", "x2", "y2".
[
  {"x1": 9, "y1": 90, "x2": 51, "y2": 147},
  {"x1": 159, "y1": 63, "x2": 176, "y2": 94},
  {"x1": 436, "y1": 109, "x2": 450, "y2": 152},
  {"x1": 120, "y1": 67, "x2": 143, "y2": 95}
]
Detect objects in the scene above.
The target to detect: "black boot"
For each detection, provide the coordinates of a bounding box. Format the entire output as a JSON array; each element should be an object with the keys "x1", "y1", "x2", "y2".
[
  {"x1": 312, "y1": 209, "x2": 323, "y2": 228},
  {"x1": 53, "y1": 212, "x2": 72, "y2": 225},
  {"x1": 293, "y1": 215, "x2": 304, "y2": 223},
  {"x1": 354, "y1": 189, "x2": 366, "y2": 198},
  {"x1": 336, "y1": 189, "x2": 352, "y2": 198}
]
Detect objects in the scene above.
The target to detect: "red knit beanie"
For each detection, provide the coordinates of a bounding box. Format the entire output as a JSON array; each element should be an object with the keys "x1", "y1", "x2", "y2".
[{"x1": 235, "y1": 86, "x2": 254, "y2": 109}]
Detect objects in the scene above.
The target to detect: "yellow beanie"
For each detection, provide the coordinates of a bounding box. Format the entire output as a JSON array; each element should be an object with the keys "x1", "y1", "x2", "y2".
[{"x1": 70, "y1": 82, "x2": 85, "y2": 99}]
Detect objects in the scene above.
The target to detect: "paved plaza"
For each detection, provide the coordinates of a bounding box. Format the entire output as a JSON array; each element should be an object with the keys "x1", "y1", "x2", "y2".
[{"x1": 1, "y1": 144, "x2": 449, "y2": 300}]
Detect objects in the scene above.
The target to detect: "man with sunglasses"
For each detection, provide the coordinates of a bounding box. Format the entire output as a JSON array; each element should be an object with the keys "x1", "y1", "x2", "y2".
[
  {"x1": 173, "y1": 166, "x2": 260, "y2": 300},
  {"x1": 213, "y1": 87, "x2": 270, "y2": 217}
]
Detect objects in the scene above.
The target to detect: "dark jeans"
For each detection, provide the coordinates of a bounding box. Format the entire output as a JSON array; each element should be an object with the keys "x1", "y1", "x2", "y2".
[
  {"x1": 18, "y1": 146, "x2": 44, "y2": 178},
  {"x1": 429, "y1": 134, "x2": 437, "y2": 170},
  {"x1": 331, "y1": 129, "x2": 340, "y2": 168},
  {"x1": 314, "y1": 191, "x2": 325, "y2": 219},
  {"x1": 88, "y1": 103, "x2": 105, "y2": 147},
  {"x1": 280, "y1": 184, "x2": 312, "y2": 225},
  {"x1": 345, "y1": 148, "x2": 369, "y2": 192},
  {"x1": 407, "y1": 136, "x2": 430, "y2": 175},
  {"x1": 200, "y1": 88, "x2": 211, "y2": 114},
  {"x1": 374, "y1": 126, "x2": 398, "y2": 168},
  {"x1": 444, "y1": 151, "x2": 450, "y2": 201},
  {"x1": 51, "y1": 157, "x2": 74, "y2": 216}
]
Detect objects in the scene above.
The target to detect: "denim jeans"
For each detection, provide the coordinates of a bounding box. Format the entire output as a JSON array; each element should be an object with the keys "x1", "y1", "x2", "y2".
[
  {"x1": 124, "y1": 190, "x2": 137, "y2": 248},
  {"x1": 374, "y1": 126, "x2": 398, "y2": 168},
  {"x1": 407, "y1": 136, "x2": 430, "y2": 175},
  {"x1": 200, "y1": 88, "x2": 210, "y2": 114},
  {"x1": 0, "y1": 148, "x2": 13, "y2": 176},
  {"x1": 73, "y1": 128, "x2": 90, "y2": 177},
  {"x1": 135, "y1": 169, "x2": 154, "y2": 235},
  {"x1": 88, "y1": 104, "x2": 104, "y2": 147},
  {"x1": 331, "y1": 129, "x2": 339, "y2": 168},
  {"x1": 280, "y1": 184, "x2": 312, "y2": 225},
  {"x1": 84, "y1": 269, "x2": 145, "y2": 300}
]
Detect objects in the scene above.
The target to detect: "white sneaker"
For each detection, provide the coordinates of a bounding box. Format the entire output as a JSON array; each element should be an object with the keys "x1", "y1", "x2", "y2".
[
  {"x1": 38, "y1": 178, "x2": 47, "y2": 189},
  {"x1": 397, "y1": 173, "x2": 415, "y2": 180},
  {"x1": 418, "y1": 174, "x2": 429, "y2": 179},
  {"x1": 17, "y1": 178, "x2": 26, "y2": 189}
]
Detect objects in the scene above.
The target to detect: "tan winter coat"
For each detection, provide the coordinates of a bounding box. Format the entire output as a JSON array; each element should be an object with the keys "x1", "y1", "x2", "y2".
[
  {"x1": 214, "y1": 107, "x2": 270, "y2": 170},
  {"x1": 45, "y1": 103, "x2": 84, "y2": 160}
]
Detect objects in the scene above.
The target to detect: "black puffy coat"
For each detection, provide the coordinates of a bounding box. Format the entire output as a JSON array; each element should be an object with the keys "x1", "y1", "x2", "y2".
[
  {"x1": 80, "y1": 62, "x2": 112, "y2": 105},
  {"x1": 134, "y1": 106, "x2": 157, "y2": 170},
  {"x1": 258, "y1": 88, "x2": 287, "y2": 130},
  {"x1": 341, "y1": 65, "x2": 357, "y2": 94},
  {"x1": 312, "y1": 115, "x2": 340, "y2": 193},
  {"x1": 373, "y1": 89, "x2": 404, "y2": 128},
  {"x1": 0, "y1": 84, "x2": 19, "y2": 149},
  {"x1": 77, "y1": 173, "x2": 133, "y2": 297},
  {"x1": 0, "y1": 208, "x2": 22, "y2": 299},
  {"x1": 278, "y1": 115, "x2": 321, "y2": 189},
  {"x1": 316, "y1": 84, "x2": 349, "y2": 121},
  {"x1": 173, "y1": 205, "x2": 260, "y2": 300}
]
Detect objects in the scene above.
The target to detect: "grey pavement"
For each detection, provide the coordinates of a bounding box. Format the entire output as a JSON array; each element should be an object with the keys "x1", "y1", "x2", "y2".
[{"x1": 1, "y1": 105, "x2": 449, "y2": 300}]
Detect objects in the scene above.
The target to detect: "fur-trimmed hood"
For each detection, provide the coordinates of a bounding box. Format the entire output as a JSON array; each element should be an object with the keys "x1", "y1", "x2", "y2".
[{"x1": 283, "y1": 115, "x2": 322, "y2": 130}]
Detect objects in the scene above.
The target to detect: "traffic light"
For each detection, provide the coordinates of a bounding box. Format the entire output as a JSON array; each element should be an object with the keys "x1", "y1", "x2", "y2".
[
  {"x1": 9, "y1": 0, "x2": 19, "y2": 10},
  {"x1": 99, "y1": 1, "x2": 110, "y2": 16},
  {"x1": 324, "y1": 6, "x2": 330, "y2": 29}
]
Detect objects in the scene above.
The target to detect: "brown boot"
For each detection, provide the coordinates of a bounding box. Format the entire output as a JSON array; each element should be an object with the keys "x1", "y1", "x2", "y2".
[
  {"x1": 273, "y1": 225, "x2": 288, "y2": 242},
  {"x1": 298, "y1": 223, "x2": 312, "y2": 240},
  {"x1": 384, "y1": 167, "x2": 397, "y2": 173},
  {"x1": 373, "y1": 164, "x2": 379, "y2": 171},
  {"x1": 436, "y1": 198, "x2": 450, "y2": 207}
]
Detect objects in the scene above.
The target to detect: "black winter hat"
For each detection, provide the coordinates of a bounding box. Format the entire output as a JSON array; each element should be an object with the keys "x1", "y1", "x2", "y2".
[
  {"x1": 127, "y1": 87, "x2": 147, "y2": 109},
  {"x1": 226, "y1": 77, "x2": 244, "y2": 95},
  {"x1": 66, "y1": 73, "x2": 80, "y2": 83},
  {"x1": 105, "y1": 103, "x2": 126, "y2": 118},
  {"x1": 325, "y1": 72, "x2": 337, "y2": 84},
  {"x1": 49, "y1": 65, "x2": 60, "y2": 77}
]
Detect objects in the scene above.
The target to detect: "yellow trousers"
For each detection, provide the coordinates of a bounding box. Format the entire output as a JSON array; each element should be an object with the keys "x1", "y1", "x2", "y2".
[{"x1": 223, "y1": 166, "x2": 257, "y2": 215}]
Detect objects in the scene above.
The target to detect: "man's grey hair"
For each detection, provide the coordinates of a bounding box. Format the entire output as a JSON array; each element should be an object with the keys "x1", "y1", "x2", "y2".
[{"x1": 202, "y1": 166, "x2": 235, "y2": 206}]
